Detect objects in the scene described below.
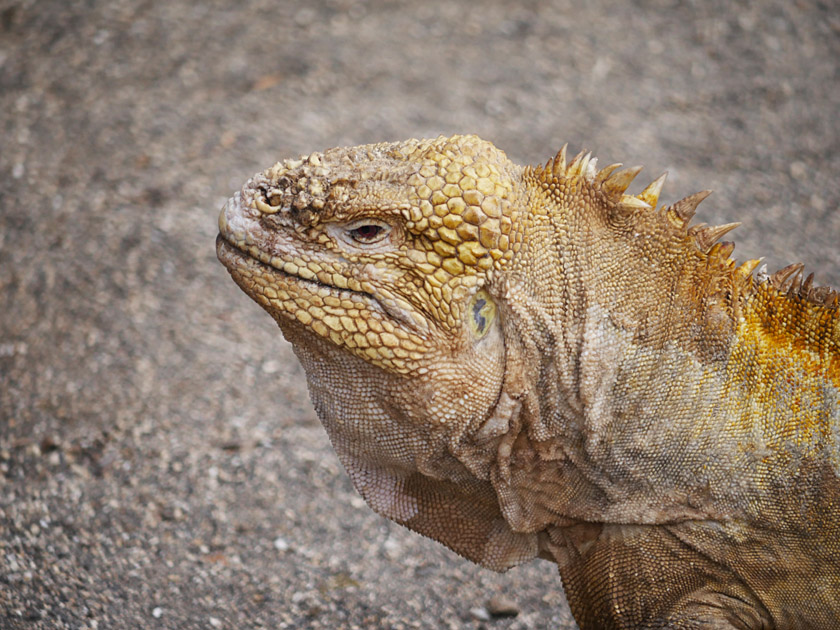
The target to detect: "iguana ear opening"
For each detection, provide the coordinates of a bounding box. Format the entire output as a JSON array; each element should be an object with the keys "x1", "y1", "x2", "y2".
[{"x1": 468, "y1": 289, "x2": 497, "y2": 339}]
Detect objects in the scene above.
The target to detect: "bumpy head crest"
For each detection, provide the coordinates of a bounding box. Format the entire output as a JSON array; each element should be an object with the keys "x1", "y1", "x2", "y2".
[
  {"x1": 395, "y1": 135, "x2": 522, "y2": 276},
  {"x1": 250, "y1": 135, "x2": 522, "y2": 276}
]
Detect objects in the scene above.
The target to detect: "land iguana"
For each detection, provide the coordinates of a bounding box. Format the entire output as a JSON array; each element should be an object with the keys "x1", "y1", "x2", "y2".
[{"x1": 216, "y1": 135, "x2": 840, "y2": 629}]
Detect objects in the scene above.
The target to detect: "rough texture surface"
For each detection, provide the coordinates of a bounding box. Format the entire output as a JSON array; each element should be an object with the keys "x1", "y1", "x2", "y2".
[
  {"x1": 2, "y1": 1, "x2": 840, "y2": 629},
  {"x1": 218, "y1": 135, "x2": 839, "y2": 628}
]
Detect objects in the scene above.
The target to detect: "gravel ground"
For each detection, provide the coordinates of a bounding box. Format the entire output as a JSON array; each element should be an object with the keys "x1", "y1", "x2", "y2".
[{"x1": 1, "y1": 1, "x2": 838, "y2": 628}]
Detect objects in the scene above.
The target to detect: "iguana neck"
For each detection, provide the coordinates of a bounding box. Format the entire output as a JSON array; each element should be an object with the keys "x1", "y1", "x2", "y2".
[
  {"x1": 500, "y1": 175, "x2": 733, "y2": 433},
  {"x1": 490, "y1": 177, "x2": 839, "y2": 530}
]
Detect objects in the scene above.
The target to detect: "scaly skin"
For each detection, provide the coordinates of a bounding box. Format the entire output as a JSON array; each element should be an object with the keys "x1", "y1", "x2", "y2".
[{"x1": 217, "y1": 135, "x2": 840, "y2": 629}]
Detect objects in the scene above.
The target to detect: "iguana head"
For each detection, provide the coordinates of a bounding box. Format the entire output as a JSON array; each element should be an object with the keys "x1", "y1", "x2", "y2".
[
  {"x1": 217, "y1": 135, "x2": 521, "y2": 375},
  {"x1": 217, "y1": 135, "x2": 543, "y2": 569},
  {"x1": 216, "y1": 134, "x2": 529, "y2": 437},
  {"x1": 216, "y1": 134, "x2": 530, "y2": 534},
  {"x1": 219, "y1": 136, "x2": 519, "y2": 375}
]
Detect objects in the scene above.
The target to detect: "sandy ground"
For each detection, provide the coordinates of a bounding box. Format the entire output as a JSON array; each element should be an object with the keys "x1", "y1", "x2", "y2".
[{"x1": 1, "y1": 1, "x2": 838, "y2": 628}]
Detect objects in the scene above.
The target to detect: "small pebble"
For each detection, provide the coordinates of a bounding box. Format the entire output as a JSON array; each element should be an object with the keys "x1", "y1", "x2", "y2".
[
  {"x1": 469, "y1": 606, "x2": 491, "y2": 622},
  {"x1": 262, "y1": 360, "x2": 281, "y2": 374},
  {"x1": 487, "y1": 595, "x2": 520, "y2": 617}
]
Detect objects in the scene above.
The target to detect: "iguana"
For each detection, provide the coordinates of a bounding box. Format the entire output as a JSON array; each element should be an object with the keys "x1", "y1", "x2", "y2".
[{"x1": 216, "y1": 135, "x2": 840, "y2": 629}]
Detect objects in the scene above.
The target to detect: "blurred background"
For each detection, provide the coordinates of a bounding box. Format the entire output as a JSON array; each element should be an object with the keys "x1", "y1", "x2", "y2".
[{"x1": 1, "y1": 1, "x2": 838, "y2": 628}]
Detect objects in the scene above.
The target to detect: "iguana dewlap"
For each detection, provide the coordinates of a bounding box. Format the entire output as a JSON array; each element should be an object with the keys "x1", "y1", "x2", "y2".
[{"x1": 217, "y1": 135, "x2": 840, "y2": 629}]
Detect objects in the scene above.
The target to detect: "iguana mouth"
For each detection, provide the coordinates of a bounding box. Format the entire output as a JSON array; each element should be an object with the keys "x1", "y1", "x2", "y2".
[
  {"x1": 216, "y1": 197, "x2": 369, "y2": 299},
  {"x1": 215, "y1": 235, "x2": 370, "y2": 304},
  {"x1": 217, "y1": 235, "x2": 429, "y2": 337}
]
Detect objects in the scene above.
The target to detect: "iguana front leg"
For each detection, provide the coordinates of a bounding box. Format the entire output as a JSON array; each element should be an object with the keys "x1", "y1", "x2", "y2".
[{"x1": 547, "y1": 523, "x2": 773, "y2": 629}]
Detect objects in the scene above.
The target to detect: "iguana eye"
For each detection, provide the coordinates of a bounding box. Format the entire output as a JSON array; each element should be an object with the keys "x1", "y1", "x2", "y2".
[
  {"x1": 341, "y1": 219, "x2": 392, "y2": 246},
  {"x1": 349, "y1": 224, "x2": 386, "y2": 242},
  {"x1": 467, "y1": 290, "x2": 496, "y2": 339}
]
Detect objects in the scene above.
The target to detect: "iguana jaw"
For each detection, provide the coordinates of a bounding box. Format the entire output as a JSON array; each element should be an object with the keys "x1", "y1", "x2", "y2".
[
  {"x1": 217, "y1": 192, "x2": 369, "y2": 294},
  {"x1": 216, "y1": 196, "x2": 370, "y2": 304},
  {"x1": 216, "y1": 236, "x2": 369, "y2": 319}
]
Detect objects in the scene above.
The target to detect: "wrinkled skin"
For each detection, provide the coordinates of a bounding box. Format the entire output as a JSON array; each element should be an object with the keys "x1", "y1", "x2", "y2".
[{"x1": 218, "y1": 135, "x2": 840, "y2": 629}]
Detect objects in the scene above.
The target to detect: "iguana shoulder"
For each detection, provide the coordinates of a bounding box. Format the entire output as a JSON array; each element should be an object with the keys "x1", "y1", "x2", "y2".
[{"x1": 218, "y1": 134, "x2": 840, "y2": 629}]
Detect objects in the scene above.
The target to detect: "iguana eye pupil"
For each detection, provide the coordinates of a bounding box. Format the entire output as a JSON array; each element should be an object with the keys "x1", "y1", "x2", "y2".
[{"x1": 349, "y1": 224, "x2": 385, "y2": 242}]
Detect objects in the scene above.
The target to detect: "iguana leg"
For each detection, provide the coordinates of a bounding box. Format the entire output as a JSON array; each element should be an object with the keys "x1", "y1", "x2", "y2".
[{"x1": 546, "y1": 523, "x2": 773, "y2": 630}]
